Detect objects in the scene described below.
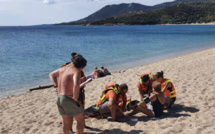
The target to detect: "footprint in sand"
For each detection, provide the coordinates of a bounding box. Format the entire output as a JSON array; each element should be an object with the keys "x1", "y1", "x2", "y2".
[
  {"x1": 44, "y1": 121, "x2": 54, "y2": 126},
  {"x1": 23, "y1": 127, "x2": 30, "y2": 133},
  {"x1": 31, "y1": 128, "x2": 39, "y2": 133}
]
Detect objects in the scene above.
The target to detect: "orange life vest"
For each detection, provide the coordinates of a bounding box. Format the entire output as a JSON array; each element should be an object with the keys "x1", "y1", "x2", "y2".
[
  {"x1": 138, "y1": 72, "x2": 155, "y2": 85},
  {"x1": 161, "y1": 79, "x2": 176, "y2": 98},
  {"x1": 96, "y1": 83, "x2": 120, "y2": 109},
  {"x1": 138, "y1": 72, "x2": 155, "y2": 94}
]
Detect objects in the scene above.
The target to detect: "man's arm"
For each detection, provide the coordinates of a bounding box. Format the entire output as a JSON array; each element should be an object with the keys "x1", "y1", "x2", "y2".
[
  {"x1": 138, "y1": 89, "x2": 144, "y2": 100},
  {"x1": 49, "y1": 69, "x2": 60, "y2": 87},
  {"x1": 159, "y1": 93, "x2": 166, "y2": 105},
  {"x1": 138, "y1": 82, "x2": 145, "y2": 100},
  {"x1": 73, "y1": 71, "x2": 81, "y2": 101},
  {"x1": 162, "y1": 82, "x2": 172, "y2": 93},
  {"x1": 80, "y1": 78, "x2": 92, "y2": 88},
  {"x1": 121, "y1": 94, "x2": 127, "y2": 112},
  {"x1": 108, "y1": 98, "x2": 117, "y2": 121},
  {"x1": 80, "y1": 76, "x2": 86, "y2": 82}
]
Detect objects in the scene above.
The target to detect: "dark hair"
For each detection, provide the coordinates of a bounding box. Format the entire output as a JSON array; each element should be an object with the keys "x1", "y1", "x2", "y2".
[
  {"x1": 152, "y1": 81, "x2": 161, "y2": 92},
  {"x1": 119, "y1": 83, "x2": 128, "y2": 90},
  {"x1": 101, "y1": 67, "x2": 104, "y2": 69},
  {"x1": 73, "y1": 56, "x2": 87, "y2": 69},
  {"x1": 142, "y1": 75, "x2": 149, "y2": 82},
  {"x1": 71, "y1": 52, "x2": 77, "y2": 57},
  {"x1": 71, "y1": 52, "x2": 83, "y2": 62},
  {"x1": 156, "y1": 71, "x2": 164, "y2": 79}
]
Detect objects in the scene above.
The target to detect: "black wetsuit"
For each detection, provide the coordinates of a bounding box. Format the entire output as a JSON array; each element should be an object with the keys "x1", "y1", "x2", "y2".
[{"x1": 151, "y1": 95, "x2": 164, "y2": 117}]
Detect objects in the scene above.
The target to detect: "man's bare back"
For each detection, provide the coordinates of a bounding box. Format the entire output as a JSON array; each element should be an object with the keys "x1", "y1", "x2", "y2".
[{"x1": 58, "y1": 64, "x2": 81, "y2": 101}]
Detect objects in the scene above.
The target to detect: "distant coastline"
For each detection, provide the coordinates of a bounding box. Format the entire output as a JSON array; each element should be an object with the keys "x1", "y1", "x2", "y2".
[
  {"x1": 162, "y1": 22, "x2": 215, "y2": 25},
  {"x1": 57, "y1": 1, "x2": 215, "y2": 26},
  {"x1": 63, "y1": 22, "x2": 215, "y2": 26}
]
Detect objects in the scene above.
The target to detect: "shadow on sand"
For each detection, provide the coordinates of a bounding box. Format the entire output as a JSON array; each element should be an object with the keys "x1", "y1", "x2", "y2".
[
  {"x1": 137, "y1": 104, "x2": 199, "y2": 122},
  {"x1": 84, "y1": 127, "x2": 143, "y2": 134},
  {"x1": 85, "y1": 104, "x2": 199, "y2": 133},
  {"x1": 117, "y1": 103, "x2": 199, "y2": 126},
  {"x1": 98, "y1": 129, "x2": 144, "y2": 134},
  {"x1": 164, "y1": 103, "x2": 199, "y2": 117}
]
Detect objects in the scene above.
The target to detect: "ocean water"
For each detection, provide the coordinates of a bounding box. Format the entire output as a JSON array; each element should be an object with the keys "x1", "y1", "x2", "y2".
[{"x1": 0, "y1": 25, "x2": 215, "y2": 97}]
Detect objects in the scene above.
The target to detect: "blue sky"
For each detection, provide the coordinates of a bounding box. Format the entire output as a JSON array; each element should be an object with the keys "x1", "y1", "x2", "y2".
[{"x1": 0, "y1": 0, "x2": 174, "y2": 26}]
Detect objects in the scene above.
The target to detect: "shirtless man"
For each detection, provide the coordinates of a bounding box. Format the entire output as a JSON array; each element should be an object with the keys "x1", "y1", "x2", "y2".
[{"x1": 49, "y1": 56, "x2": 87, "y2": 134}]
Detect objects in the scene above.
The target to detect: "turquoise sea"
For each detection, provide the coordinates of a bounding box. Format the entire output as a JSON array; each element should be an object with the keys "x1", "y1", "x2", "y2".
[{"x1": 0, "y1": 25, "x2": 215, "y2": 97}]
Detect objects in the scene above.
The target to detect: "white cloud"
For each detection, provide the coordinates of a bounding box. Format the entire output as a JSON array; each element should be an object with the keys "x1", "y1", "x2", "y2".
[{"x1": 43, "y1": 0, "x2": 55, "y2": 4}]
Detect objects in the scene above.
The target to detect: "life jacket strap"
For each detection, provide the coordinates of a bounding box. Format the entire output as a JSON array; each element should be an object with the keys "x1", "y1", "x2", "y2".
[
  {"x1": 101, "y1": 94, "x2": 106, "y2": 103},
  {"x1": 149, "y1": 74, "x2": 154, "y2": 80},
  {"x1": 140, "y1": 78, "x2": 143, "y2": 85},
  {"x1": 170, "y1": 94, "x2": 176, "y2": 98},
  {"x1": 108, "y1": 86, "x2": 119, "y2": 94},
  {"x1": 170, "y1": 90, "x2": 175, "y2": 94},
  {"x1": 163, "y1": 80, "x2": 171, "y2": 85},
  {"x1": 95, "y1": 105, "x2": 101, "y2": 110}
]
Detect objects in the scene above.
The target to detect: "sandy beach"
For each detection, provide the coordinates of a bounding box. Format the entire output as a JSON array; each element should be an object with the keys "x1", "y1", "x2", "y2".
[{"x1": 1, "y1": 47, "x2": 215, "y2": 134}]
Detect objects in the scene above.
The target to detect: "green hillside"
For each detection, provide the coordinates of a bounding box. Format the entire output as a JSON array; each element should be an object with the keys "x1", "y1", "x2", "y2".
[{"x1": 91, "y1": 2, "x2": 215, "y2": 25}]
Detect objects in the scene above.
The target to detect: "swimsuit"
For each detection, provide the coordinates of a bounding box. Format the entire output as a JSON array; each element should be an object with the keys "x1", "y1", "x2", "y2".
[{"x1": 56, "y1": 94, "x2": 83, "y2": 117}]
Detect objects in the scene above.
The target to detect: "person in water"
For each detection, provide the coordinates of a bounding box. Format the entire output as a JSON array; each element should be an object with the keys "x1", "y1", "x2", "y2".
[
  {"x1": 96, "y1": 83, "x2": 128, "y2": 121},
  {"x1": 101, "y1": 66, "x2": 111, "y2": 75},
  {"x1": 137, "y1": 72, "x2": 155, "y2": 100},
  {"x1": 49, "y1": 55, "x2": 87, "y2": 134},
  {"x1": 126, "y1": 81, "x2": 165, "y2": 117},
  {"x1": 155, "y1": 71, "x2": 176, "y2": 109}
]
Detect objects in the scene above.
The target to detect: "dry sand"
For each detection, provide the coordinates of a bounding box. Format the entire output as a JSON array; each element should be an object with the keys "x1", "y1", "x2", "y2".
[{"x1": 1, "y1": 48, "x2": 215, "y2": 134}]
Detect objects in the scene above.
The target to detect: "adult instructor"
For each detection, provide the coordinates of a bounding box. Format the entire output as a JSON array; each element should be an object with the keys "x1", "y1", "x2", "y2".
[{"x1": 50, "y1": 56, "x2": 87, "y2": 134}]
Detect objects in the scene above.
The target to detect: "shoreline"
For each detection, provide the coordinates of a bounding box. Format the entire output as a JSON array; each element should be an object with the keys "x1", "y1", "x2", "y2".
[
  {"x1": 110, "y1": 44, "x2": 215, "y2": 73},
  {"x1": 73, "y1": 22, "x2": 215, "y2": 26},
  {"x1": 1, "y1": 47, "x2": 215, "y2": 133},
  {"x1": 1, "y1": 22, "x2": 215, "y2": 27},
  {"x1": 1, "y1": 45, "x2": 215, "y2": 99}
]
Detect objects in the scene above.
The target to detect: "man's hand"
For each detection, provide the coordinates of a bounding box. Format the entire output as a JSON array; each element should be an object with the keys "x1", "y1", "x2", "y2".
[
  {"x1": 49, "y1": 69, "x2": 59, "y2": 90},
  {"x1": 54, "y1": 87, "x2": 58, "y2": 94}
]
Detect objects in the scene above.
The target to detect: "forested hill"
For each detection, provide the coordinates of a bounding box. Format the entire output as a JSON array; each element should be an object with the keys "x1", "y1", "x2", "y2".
[
  {"x1": 57, "y1": 0, "x2": 215, "y2": 25},
  {"x1": 91, "y1": 2, "x2": 215, "y2": 25}
]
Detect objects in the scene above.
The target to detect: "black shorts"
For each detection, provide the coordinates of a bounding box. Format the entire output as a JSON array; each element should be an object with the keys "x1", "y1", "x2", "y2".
[{"x1": 78, "y1": 88, "x2": 85, "y2": 103}]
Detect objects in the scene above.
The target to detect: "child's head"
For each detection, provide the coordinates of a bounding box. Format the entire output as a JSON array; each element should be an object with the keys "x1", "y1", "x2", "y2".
[{"x1": 152, "y1": 81, "x2": 161, "y2": 92}]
